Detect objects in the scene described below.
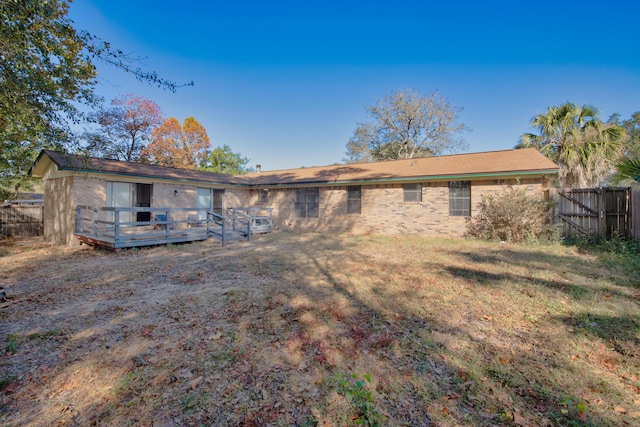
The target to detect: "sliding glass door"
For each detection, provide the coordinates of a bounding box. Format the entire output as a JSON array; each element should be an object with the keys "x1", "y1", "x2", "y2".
[
  {"x1": 106, "y1": 181, "x2": 132, "y2": 225},
  {"x1": 106, "y1": 182, "x2": 153, "y2": 225}
]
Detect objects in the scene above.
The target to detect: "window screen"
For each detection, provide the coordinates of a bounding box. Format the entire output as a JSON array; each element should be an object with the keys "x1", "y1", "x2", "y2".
[
  {"x1": 403, "y1": 183, "x2": 422, "y2": 202},
  {"x1": 449, "y1": 181, "x2": 471, "y2": 216}
]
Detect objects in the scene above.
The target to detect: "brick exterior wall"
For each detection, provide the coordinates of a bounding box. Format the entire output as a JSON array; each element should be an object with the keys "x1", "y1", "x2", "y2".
[
  {"x1": 248, "y1": 178, "x2": 547, "y2": 237},
  {"x1": 44, "y1": 170, "x2": 549, "y2": 245},
  {"x1": 45, "y1": 174, "x2": 240, "y2": 245},
  {"x1": 44, "y1": 176, "x2": 75, "y2": 245},
  {"x1": 225, "y1": 188, "x2": 252, "y2": 209}
]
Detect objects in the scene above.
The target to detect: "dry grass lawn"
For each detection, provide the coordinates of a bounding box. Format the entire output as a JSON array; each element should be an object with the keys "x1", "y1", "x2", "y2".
[{"x1": 1, "y1": 232, "x2": 639, "y2": 426}]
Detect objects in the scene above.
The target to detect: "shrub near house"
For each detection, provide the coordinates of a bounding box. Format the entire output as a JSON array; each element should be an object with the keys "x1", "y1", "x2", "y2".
[{"x1": 466, "y1": 186, "x2": 556, "y2": 243}]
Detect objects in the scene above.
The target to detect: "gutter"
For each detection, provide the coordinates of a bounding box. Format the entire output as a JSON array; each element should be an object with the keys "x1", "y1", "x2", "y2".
[
  {"x1": 62, "y1": 167, "x2": 250, "y2": 188},
  {"x1": 247, "y1": 169, "x2": 560, "y2": 188}
]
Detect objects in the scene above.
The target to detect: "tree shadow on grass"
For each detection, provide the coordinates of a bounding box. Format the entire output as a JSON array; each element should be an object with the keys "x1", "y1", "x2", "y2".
[
  {"x1": 445, "y1": 245, "x2": 637, "y2": 301},
  {"x1": 443, "y1": 265, "x2": 597, "y2": 301},
  {"x1": 2, "y1": 234, "x2": 638, "y2": 426},
  {"x1": 287, "y1": 235, "x2": 629, "y2": 426},
  {"x1": 557, "y1": 313, "x2": 640, "y2": 357}
]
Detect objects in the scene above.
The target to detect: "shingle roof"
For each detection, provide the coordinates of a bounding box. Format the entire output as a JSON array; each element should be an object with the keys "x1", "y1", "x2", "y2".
[
  {"x1": 31, "y1": 150, "x2": 245, "y2": 185},
  {"x1": 31, "y1": 148, "x2": 558, "y2": 187},
  {"x1": 243, "y1": 148, "x2": 559, "y2": 186}
]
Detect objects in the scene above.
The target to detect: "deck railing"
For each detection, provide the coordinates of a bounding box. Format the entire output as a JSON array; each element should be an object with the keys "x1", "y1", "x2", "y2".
[
  {"x1": 227, "y1": 207, "x2": 274, "y2": 241},
  {"x1": 207, "y1": 211, "x2": 226, "y2": 245},
  {"x1": 75, "y1": 206, "x2": 213, "y2": 249},
  {"x1": 75, "y1": 206, "x2": 273, "y2": 249}
]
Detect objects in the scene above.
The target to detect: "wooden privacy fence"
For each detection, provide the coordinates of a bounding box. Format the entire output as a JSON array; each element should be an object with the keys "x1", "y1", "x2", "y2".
[
  {"x1": 556, "y1": 187, "x2": 632, "y2": 239},
  {"x1": 633, "y1": 187, "x2": 640, "y2": 240},
  {"x1": 0, "y1": 204, "x2": 44, "y2": 237}
]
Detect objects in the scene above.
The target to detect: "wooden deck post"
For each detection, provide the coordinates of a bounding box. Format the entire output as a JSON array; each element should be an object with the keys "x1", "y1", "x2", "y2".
[
  {"x1": 222, "y1": 214, "x2": 226, "y2": 246},
  {"x1": 76, "y1": 207, "x2": 82, "y2": 233},
  {"x1": 114, "y1": 209, "x2": 120, "y2": 244},
  {"x1": 232, "y1": 208, "x2": 237, "y2": 231},
  {"x1": 165, "y1": 210, "x2": 170, "y2": 240},
  {"x1": 247, "y1": 210, "x2": 252, "y2": 242},
  {"x1": 92, "y1": 208, "x2": 98, "y2": 237}
]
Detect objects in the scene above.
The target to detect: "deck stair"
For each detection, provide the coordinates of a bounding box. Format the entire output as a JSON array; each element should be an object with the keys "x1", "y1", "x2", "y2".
[{"x1": 207, "y1": 207, "x2": 273, "y2": 245}]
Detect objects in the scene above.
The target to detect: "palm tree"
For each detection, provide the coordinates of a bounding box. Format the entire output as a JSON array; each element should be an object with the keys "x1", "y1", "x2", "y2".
[
  {"x1": 612, "y1": 156, "x2": 640, "y2": 184},
  {"x1": 517, "y1": 103, "x2": 626, "y2": 188}
]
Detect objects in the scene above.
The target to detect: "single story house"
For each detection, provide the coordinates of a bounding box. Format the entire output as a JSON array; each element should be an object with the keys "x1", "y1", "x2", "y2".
[{"x1": 29, "y1": 148, "x2": 558, "y2": 246}]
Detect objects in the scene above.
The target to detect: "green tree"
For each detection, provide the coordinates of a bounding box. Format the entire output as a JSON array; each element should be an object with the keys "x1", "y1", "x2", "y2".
[
  {"x1": 517, "y1": 102, "x2": 626, "y2": 188},
  {"x1": 621, "y1": 112, "x2": 640, "y2": 158},
  {"x1": 0, "y1": 0, "x2": 190, "y2": 199},
  {"x1": 200, "y1": 145, "x2": 251, "y2": 175},
  {"x1": 0, "y1": 0, "x2": 96, "y2": 199},
  {"x1": 612, "y1": 157, "x2": 640, "y2": 184},
  {"x1": 345, "y1": 89, "x2": 468, "y2": 163}
]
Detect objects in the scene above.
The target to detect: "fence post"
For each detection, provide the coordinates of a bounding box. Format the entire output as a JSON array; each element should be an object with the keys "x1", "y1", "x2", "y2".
[
  {"x1": 625, "y1": 189, "x2": 631, "y2": 238},
  {"x1": 598, "y1": 188, "x2": 606, "y2": 238},
  {"x1": 633, "y1": 187, "x2": 640, "y2": 240}
]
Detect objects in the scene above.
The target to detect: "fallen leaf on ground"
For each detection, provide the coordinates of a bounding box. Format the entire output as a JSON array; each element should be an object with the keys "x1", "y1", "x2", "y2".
[
  {"x1": 513, "y1": 412, "x2": 527, "y2": 426},
  {"x1": 189, "y1": 376, "x2": 203, "y2": 390}
]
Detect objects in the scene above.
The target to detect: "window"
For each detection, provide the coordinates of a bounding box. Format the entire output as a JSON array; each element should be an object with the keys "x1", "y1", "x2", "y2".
[
  {"x1": 196, "y1": 188, "x2": 224, "y2": 219},
  {"x1": 258, "y1": 189, "x2": 269, "y2": 203},
  {"x1": 347, "y1": 186, "x2": 361, "y2": 214},
  {"x1": 295, "y1": 187, "x2": 319, "y2": 218},
  {"x1": 449, "y1": 181, "x2": 471, "y2": 216},
  {"x1": 403, "y1": 183, "x2": 422, "y2": 202}
]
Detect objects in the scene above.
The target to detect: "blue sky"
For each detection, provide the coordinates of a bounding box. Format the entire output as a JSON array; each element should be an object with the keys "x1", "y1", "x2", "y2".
[{"x1": 69, "y1": 0, "x2": 640, "y2": 171}]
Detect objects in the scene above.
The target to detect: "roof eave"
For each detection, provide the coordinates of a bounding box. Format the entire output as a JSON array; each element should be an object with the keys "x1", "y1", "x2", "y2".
[
  {"x1": 248, "y1": 169, "x2": 559, "y2": 188},
  {"x1": 63, "y1": 167, "x2": 249, "y2": 187},
  {"x1": 28, "y1": 150, "x2": 55, "y2": 178}
]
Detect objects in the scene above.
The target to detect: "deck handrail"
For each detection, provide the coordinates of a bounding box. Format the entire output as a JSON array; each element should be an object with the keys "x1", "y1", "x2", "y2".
[
  {"x1": 207, "y1": 211, "x2": 226, "y2": 245},
  {"x1": 75, "y1": 206, "x2": 212, "y2": 247},
  {"x1": 75, "y1": 205, "x2": 272, "y2": 249},
  {"x1": 227, "y1": 207, "x2": 251, "y2": 241},
  {"x1": 227, "y1": 207, "x2": 273, "y2": 239}
]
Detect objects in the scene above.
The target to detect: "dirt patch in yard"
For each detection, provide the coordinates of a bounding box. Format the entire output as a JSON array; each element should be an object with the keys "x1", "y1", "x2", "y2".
[{"x1": 1, "y1": 232, "x2": 639, "y2": 426}]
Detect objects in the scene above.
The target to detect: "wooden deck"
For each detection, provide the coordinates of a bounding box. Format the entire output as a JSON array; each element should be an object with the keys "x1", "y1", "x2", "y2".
[
  {"x1": 75, "y1": 206, "x2": 272, "y2": 250},
  {"x1": 76, "y1": 228, "x2": 211, "y2": 250}
]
